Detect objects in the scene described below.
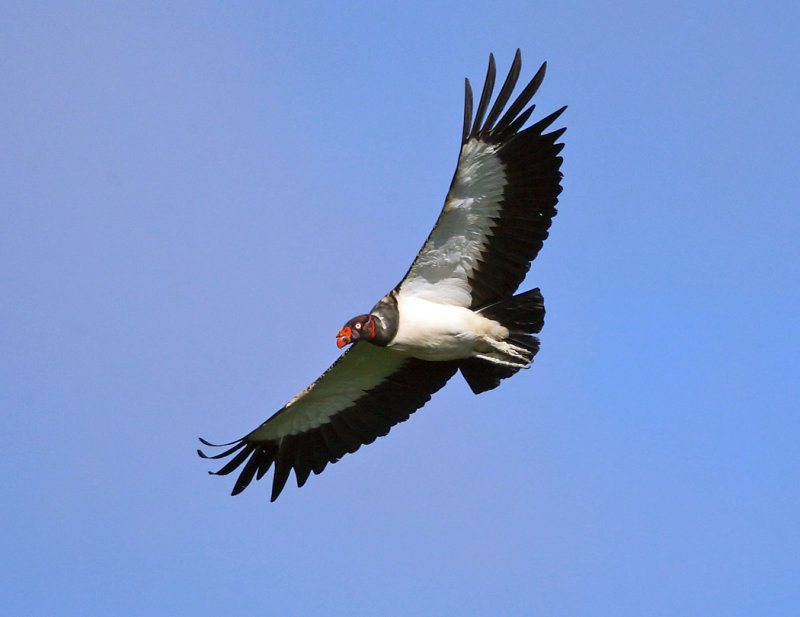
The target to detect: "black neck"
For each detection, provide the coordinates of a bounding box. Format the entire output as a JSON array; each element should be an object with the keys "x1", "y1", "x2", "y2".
[{"x1": 369, "y1": 291, "x2": 399, "y2": 345}]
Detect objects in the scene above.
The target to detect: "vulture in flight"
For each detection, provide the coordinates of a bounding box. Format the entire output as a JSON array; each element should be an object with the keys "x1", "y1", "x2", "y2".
[{"x1": 200, "y1": 50, "x2": 566, "y2": 501}]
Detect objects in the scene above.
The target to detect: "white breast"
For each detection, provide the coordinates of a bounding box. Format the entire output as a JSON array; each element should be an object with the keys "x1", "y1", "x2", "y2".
[{"x1": 389, "y1": 295, "x2": 508, "y2": 361}]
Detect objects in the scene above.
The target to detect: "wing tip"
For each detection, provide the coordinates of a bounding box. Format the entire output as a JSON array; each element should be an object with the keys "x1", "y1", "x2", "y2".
[
  {"x1": 468, "y1": 51, "x2": 498, "y2": 139},
  {"x1": 460, "y1": 51, "x2": 563, "y2": 144},
  {"x1": 462, "y1": 77, "x2": 474, "y2": 145}
]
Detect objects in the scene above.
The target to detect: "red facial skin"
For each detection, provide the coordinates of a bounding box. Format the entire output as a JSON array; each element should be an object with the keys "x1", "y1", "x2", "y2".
[
  {"x1": 335, "y1": 315, "x2": 376, "y2": 349},
  {"x1": 336, "y1": 326, "x2": 352, "y2": 349}
]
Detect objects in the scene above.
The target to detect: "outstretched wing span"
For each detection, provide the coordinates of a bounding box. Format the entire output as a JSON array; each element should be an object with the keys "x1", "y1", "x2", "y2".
[
  {"x1": 398, "y1": 49, "x2": 566, "y2": 309},
  {"x1": 201, "y1": 51, "x2": 566, "y2": 501},
  {"x1": 199, "y1": 343, "x2": 457, "y2": 501}
]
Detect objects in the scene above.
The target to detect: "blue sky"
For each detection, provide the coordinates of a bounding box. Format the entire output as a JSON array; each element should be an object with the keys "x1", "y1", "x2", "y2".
[{"x1": 2, "y1": 2, "x2": 799, "y2": 615}]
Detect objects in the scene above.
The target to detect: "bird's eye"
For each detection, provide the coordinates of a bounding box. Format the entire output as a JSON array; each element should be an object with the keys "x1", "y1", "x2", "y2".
[{"x1": 355, "y1": 323, "x2": 361, "y2": 329}]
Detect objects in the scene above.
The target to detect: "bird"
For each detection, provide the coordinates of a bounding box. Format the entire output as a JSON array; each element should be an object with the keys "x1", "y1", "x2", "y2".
[{"x1": 200, "y1": 50, "x2": 566, "y2": 501}]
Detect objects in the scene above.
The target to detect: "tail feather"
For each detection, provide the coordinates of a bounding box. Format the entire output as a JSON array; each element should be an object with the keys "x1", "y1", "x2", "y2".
[
  {"x1": 478, "y1": 288, "x2": 545, "y2": 334},
  {"x1": 459, "y1": 288, "x2": 545, "y2": 394}
]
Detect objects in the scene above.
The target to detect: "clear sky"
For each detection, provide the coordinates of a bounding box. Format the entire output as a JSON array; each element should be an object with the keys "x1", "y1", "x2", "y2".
[{"x1": 2, "y1": 2, "x2": 799, "y2": 615}]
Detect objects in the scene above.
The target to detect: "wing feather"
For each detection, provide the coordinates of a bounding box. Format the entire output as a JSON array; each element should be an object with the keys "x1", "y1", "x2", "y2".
[
  {"x1": 461, "y1": 78, "x2": 473, "y2": 145},
  {"x1": 469, "y1": 53, "x2": 496, "y2": 139},
  {"x1": 483, "y1": 49, "x2": 522, "y2": 134},
  {"x1": 398, "y1": 50, "x2": 566, "y2": 309},
  {"x1": 200, "y1": 343, "x2": 457, "y2": 501},
  {"x1": 494, "y1": 62, "x2": 547, "y2": 134}
]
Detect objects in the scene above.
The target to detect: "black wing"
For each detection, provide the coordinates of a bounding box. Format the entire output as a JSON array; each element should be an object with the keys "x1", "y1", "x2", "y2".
[
  {"x1": 199, "y1": 343, "x2": 457, "y2": 501},
  {"x1": 398, "y1": 49, "x2": 566, "y2": 309}
]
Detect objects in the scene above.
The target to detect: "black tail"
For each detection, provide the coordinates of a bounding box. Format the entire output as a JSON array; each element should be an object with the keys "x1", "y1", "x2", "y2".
[{"x1": 459, "y1": 288, "x2": 545, "y2": 394}]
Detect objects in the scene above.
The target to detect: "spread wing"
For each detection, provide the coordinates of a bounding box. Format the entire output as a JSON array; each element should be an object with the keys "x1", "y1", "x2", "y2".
[
  {"x1": 398, "y1": 49, "x2": 566, "y2": 309},
  {"x1": 199, "y1": 343, "x2": 457, "y2": 501}
]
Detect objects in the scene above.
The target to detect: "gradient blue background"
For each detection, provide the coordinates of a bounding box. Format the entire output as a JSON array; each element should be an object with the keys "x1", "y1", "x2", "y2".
[{"x1": 3, "y1": 2, "x2": 798, "y2": 615}]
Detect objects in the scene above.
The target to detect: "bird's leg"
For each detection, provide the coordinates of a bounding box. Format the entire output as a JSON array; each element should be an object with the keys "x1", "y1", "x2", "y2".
[
  {"x1": 484, "y1": 338, "x2": 532, "y2": 362},
  {"x1": 472, "y1": 352, "x2": 531, "y2": 369}
]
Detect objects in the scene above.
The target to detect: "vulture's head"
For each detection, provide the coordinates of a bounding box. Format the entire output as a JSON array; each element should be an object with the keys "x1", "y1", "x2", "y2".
[{"x1": 336, "y1": 314, "x2": 377, "y2": 348}]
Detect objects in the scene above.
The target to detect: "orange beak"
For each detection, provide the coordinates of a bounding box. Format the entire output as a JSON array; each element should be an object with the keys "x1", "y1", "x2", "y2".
[{"x1": 336, "y1": 326, "x2": 352, "y2": 349}]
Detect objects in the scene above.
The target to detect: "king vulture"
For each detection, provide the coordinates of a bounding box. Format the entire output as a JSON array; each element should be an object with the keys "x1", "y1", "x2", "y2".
[{"x1": 200, "y1": 50, "x2": 566, "y2": 501}]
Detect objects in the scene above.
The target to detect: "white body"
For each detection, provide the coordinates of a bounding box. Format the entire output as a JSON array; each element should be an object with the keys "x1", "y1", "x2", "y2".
[{"x1": 389, "y1": 295, "x2": 509, "y2": 361}]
